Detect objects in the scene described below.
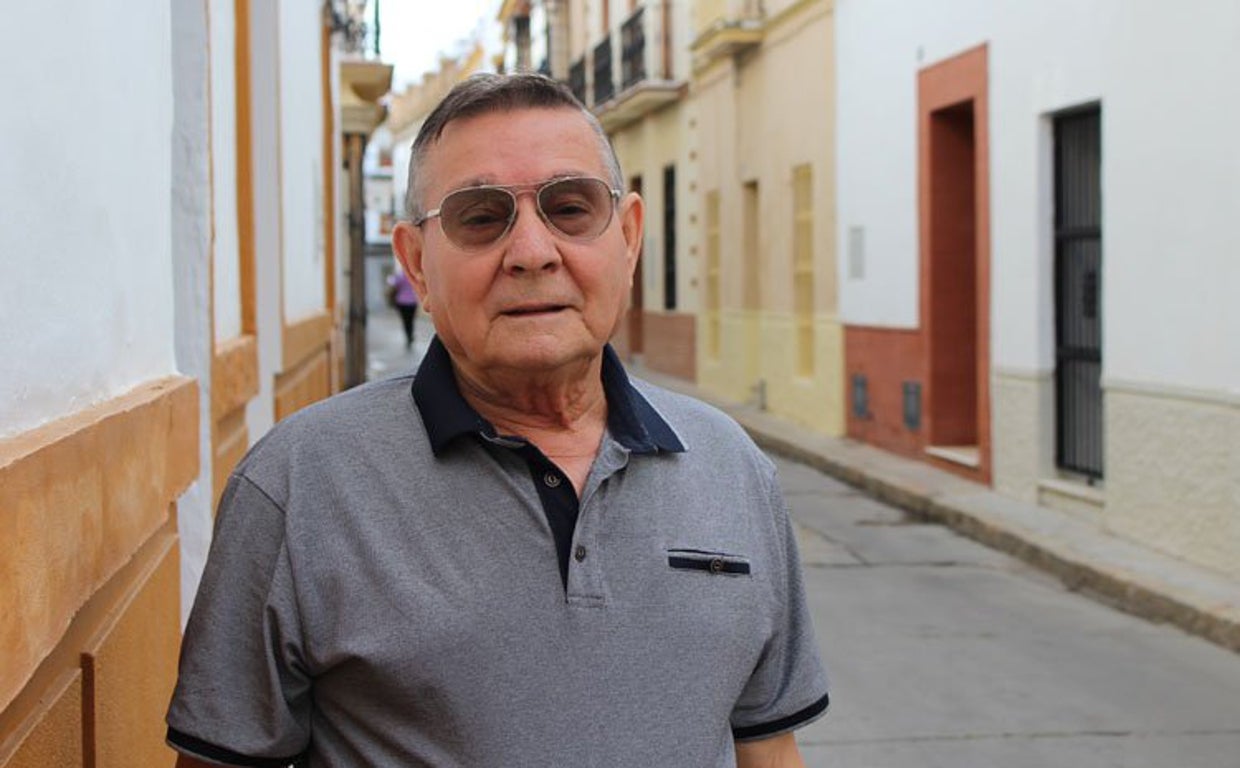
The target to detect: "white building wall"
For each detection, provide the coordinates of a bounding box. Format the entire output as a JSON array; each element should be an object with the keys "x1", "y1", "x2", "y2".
[
  {"x1": 1104, "y1": 9, "x2": 1240, "y2": 393},
  {"x1": 171, "y1": 0, "x2": 215, "y2": 623},
  {"x1": 835, "y1": 0, "x2": 989, "y2": 329},
  {"x1": 836, "y1": 0, "x2": 1240, "y2": 389},
  {"x1": 0, "y1": 1, "x2": 176, "y2": 438},
  {"x1": 837, "y1": 0, "x2": 1240, "y2": 577},
  {"x1": 280, "y1": 0, "x2": 327, "y2": 322},
  {"x1": 211, "y1": 0, "x2": 243, "y2": 341},
  {"x1": 246, "y1": 0, "x2": 284, "y2": 437}
]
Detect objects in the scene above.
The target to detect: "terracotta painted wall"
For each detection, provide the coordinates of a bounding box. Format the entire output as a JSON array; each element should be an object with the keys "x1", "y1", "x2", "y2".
[
  {"x1": 845, "y1": 326, "x2": 925, "y2": 458},
  {"x1": 643, "y1": 312, "x2": 698, "y2": 381}
]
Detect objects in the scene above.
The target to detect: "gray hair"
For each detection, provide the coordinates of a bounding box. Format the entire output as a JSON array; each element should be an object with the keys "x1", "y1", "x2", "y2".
[{"x1": 403, "y1": 72, "x2": 624, "y2": 222}]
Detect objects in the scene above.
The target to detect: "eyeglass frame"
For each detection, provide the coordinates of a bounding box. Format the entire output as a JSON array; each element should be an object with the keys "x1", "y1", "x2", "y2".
[{"x1": 412, "y1": 175, "x2": 624, "y2": 251}]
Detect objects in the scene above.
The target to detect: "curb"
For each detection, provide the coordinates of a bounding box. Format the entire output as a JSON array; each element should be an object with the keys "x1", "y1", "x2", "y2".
[{"x1": 634, "y1": 365, "x2": 1240, "y2": 656}]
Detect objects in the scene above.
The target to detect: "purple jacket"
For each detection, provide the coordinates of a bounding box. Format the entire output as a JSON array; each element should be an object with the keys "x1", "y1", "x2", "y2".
[{"x1": 388, "y1": 270, "x2": 418, "y2": 307}]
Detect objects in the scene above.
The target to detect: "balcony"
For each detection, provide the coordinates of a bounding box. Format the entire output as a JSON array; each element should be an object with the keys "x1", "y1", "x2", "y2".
[
  {"x1": 690, "y1": 0, "x2": 765, "y2": 72},
  {"x1": 594, "y1": 4, "x2": 686, "y2": 133}
]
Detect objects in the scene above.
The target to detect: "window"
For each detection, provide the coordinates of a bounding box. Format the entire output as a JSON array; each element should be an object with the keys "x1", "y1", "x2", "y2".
[
  {"x1": 662, "y1": 164, "x2": 677, "y2": 310},
  {"x1": 792, "y1": 164, "x2": 814, "y2": 376}
]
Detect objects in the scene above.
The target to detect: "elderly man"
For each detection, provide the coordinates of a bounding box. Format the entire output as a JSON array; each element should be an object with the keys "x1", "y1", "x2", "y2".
[{"x1": 167, "y1": 73, "x2": 828, "y2": 768}]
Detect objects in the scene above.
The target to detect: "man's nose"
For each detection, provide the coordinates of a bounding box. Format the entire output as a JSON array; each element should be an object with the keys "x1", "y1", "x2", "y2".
[{"x1": 501, "y1": 196, "x2": 562, "y2": 273}]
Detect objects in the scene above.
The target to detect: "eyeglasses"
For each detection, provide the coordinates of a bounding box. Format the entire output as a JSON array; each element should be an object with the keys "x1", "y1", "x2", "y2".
[{"x1": 414, "y1": 176, "x2": 622, "y2": 251}]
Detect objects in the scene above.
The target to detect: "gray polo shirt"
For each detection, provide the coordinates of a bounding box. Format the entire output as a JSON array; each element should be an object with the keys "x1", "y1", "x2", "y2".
[{"x1": 167, "y1": 339, "x2": 829, "y2": 767}]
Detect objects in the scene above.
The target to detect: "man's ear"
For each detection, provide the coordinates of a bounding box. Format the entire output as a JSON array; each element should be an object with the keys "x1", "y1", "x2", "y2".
[
  {"x1": 618, "y1": 191, "x2": 644, "y2": 282},
  {"x1": 392, "y1": 221, "x2": 430, "y2": 311}
]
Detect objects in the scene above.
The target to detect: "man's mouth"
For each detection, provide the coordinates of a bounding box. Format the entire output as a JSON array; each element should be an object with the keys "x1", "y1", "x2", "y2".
[{"x1": 502, "y1": 304, "x2": 568, "y2": 317}]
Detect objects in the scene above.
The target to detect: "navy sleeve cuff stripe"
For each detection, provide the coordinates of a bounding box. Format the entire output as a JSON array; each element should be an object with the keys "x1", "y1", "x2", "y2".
[
  {"x1": 731, "y1": 692, "x2": 830, "y2": 741},
  {"x1": 166, "y1": 727, "x2": 306, "y2": 768}
]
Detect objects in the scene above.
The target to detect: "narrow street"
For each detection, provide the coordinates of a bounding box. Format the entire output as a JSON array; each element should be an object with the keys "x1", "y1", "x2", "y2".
[
  {"x1": 366, "y1": 313, "x2": 1240, "y2": 767},
  {"x1": 365, "y1": 305, "x2": 431, "y2": 382},
  {"x1": 781, "y1": 455, "x2": 1240, "y2": 767}
]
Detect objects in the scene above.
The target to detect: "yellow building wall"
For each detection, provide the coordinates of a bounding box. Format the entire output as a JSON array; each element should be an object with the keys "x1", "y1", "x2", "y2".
[
  {"x1": 693, "y1": 0, "x2": 843, "y2": 434},
  {"x1": 612, "y1": 101, "x2": 693, "y2": 315}
]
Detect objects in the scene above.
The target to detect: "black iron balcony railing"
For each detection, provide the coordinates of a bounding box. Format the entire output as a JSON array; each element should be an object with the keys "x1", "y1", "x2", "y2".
[
  {"x1": 568, "y1": 56, "x2": 588, "y2": 105},
  {"x1": 621, "y1": 6, "x2": 646, "y2": 89},
  {"x1": 593, "y1": 36, "x2": 614, "y2": 104}
]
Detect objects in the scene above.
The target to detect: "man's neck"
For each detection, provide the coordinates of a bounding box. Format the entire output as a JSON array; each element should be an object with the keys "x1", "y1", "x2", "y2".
[{"x1": 454, "y1": 359, "x2": 609, "y2": 494}]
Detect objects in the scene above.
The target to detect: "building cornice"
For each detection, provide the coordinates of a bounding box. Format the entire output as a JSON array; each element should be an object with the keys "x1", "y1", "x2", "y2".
[{"x1": 339, "y1": 58, "x2": 393, "y2": 136}]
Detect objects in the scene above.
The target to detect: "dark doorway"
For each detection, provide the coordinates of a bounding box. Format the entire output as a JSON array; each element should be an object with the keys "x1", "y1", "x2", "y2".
[
  {"x1": 927, "y1": 101, "x2": 979, "y2": 454},
  {"x1": 628, "y1": 174, "x2": 644, "y2": 357}
]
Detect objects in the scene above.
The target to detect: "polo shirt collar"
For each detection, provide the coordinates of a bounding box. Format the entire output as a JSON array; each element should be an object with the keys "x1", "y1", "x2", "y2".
[{"x1": 411, "y1": 336, "x2": 686, "y2": 456}]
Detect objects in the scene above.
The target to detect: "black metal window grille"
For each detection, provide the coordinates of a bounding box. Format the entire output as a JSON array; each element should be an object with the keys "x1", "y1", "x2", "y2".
[
  {"x1": 851, "y1": 374, "x2": 870, "y2": 419},
  {"x1": 593, "y1": 36, "x2": 614, "y2": 104},
  {"x1": 621, "y1": 6, "x2": 646, "y2": 89},
  {"x1": 1054, "y1": 106, "x2": 1104, "y2": 479},
  {"x1": 568, "y1": 57, "x2": 588, "y2": 106},
  {"x1": 663, "y1": 164, "x2": 677, "y2": 310},
  {"x1": 902, "y1": 381, "x2": 922, "y2": 431}
]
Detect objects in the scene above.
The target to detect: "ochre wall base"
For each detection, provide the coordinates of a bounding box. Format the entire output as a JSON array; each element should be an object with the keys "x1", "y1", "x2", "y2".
[{"x1": 0, "y1": 377, "x2": 197, "y2": 767}]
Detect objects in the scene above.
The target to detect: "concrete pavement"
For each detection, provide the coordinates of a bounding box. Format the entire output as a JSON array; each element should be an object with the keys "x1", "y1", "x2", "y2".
[{"x1": 774, "y1": 454, "x2": 1240, "y2": 767}]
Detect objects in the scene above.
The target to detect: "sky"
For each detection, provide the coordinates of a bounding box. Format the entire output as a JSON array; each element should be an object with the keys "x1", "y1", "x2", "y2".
[{"x1": 378, "y1": 0, "x2": 503, "y2": 89}]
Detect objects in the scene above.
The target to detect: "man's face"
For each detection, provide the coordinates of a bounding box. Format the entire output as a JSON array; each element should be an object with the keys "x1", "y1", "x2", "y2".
[{"x1": 392, "y1": 107, "x2": 643, "y2": 383}]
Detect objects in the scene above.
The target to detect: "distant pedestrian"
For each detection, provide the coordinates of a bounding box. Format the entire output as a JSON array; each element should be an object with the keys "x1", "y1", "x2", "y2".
[{"x1": 386, "y1": 265, "x2": 418, "y2": 348}]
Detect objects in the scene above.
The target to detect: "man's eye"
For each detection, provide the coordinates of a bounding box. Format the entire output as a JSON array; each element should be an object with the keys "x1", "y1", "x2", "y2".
[
  {"x1": 545, "y1": 197, "x2": 593, "y2": 218},
  {"x1": 458, "y1": 207, "x2": 509, "y2": 229}
]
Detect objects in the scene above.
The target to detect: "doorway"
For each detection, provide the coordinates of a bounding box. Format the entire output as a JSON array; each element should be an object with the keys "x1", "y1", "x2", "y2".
[
  {"x1": 917, "y1": 44, "x2": 990, "y2": 481},
  {"x1": 926, "y1": 101, "x2": 979, "y2": 461}
]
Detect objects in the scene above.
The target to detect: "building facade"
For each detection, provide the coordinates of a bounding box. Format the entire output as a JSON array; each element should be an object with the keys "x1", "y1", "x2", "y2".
[
  {"x1": 835, "y1": 0, "x2": 1240, "y2": 577},
  {"x1": 689, "y1": 0, "x2": 843, "y2": 434},
  {"x1": 496, "y1": 0, "x2": 843, "y2": 425},
  {"x1": 0, "y1": 1, "x2": 389, "y2": 764}
]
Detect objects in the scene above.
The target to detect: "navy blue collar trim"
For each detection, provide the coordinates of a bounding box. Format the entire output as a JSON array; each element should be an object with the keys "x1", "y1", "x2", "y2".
[{"x1": 411, "y1": 336, "x2": 685, "y2": 456}]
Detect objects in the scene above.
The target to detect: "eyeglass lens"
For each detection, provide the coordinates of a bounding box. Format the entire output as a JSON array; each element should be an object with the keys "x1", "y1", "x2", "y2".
[{"x1": 438, "y1": 178, "x2": 614, "y2": 249}]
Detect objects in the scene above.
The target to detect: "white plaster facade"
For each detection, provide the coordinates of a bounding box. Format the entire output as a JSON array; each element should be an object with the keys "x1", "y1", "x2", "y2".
[
  {"x1": 281, "y1": 2, "x2": 330, "y2": 324},
  {"x1": 0, "y1": 2, "x2": 176, "y2": 440},
  {"x1": 211, "y1": 0, "x2": 244, "y2": 342},
  {"x1": 836, "y1": 0, "x2": 1240, "y2": 576}
]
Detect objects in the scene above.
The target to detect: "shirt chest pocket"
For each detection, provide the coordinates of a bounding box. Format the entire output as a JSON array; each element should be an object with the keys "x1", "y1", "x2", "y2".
[
  {"x1": 667, "y1": 547, "x2": 752, "y2": 576},
  {"x1": 651, "y1": 546, "x2": 768, "y2": 668}
]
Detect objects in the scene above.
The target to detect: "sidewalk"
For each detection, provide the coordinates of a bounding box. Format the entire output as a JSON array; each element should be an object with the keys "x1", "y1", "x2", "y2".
[{"x1": 626, "y1": 361, "x2": 1240, "y2": 656}]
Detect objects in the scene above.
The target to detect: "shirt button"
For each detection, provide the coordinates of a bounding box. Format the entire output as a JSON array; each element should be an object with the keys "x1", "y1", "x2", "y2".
[
  {"x1": 574, "y1": 545, "x2": 588, "y2": 562},
  {"x1": 543, "y1": 472, "x2": 562, "y2": 488}
]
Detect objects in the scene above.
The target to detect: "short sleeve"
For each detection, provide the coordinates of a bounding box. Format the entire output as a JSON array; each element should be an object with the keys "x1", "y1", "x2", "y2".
[
  {"x1": 166, "y1": 474, "x2": 312, "y2": 767},
  {"x1": 729, "y1": 467, "x2": 830, "y2": 741}
]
